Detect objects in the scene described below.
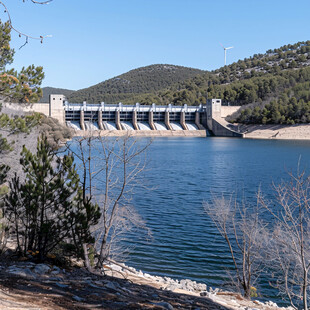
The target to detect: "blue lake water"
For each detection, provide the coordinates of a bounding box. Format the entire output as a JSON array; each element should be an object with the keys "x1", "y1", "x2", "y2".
[
  {"x1": 126, "y1": 137, "x2": 310, "y2": 301},
  {"x1": 72, "y1": 136, "x2": 310, "y2": 302}
]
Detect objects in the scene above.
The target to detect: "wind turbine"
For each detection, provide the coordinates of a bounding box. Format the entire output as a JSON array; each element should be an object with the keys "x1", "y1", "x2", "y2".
[{"x1": 220, "y1": 43, "x2": 234, "y2": 66}]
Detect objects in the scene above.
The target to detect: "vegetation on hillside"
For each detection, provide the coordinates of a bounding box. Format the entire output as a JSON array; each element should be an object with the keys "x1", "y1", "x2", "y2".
[
  {"x1": 41, "y1": 40, "x2": 310, "y2": 125},
  {"x1": 143, "y1": 41, "x2": 310, "y2": 107},
  {"x1": 225, "y1": 65, "x2": 310, "y2": 124},
  {"x1": 229, "y1": 95, "x2": 310, "y2": 125},
  {"x1": 130, "y1": 41, "x2": 310, "y2": 125},
  {"x1": 214, "y1": 41, "x2": 310, "y2": 82},
  {"x1": 64, "y1": 41, "x2": 310, "y2": 112},
  {"x1": 40, "y1": 86, "x2": 75, "y2": 103},
  {"x1": 67, "y1": 64, "x2": 204, "y2": 104}
]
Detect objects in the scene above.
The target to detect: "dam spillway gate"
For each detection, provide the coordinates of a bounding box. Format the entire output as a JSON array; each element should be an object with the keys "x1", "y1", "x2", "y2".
[{"x1": 64, "y1": 102, "x2": 206, "y2": 132}]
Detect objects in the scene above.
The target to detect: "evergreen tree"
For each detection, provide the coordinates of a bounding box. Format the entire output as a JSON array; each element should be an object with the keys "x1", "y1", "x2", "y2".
[
  {"x1": 0, "y1": 120, "x2": 11, "y2": 196},
  {"x1": 3, "y1": 135, "x2": 100, "y2": 261},
  {"x1": 0, "y1": 20, "x2": 44, "y2": 103}
]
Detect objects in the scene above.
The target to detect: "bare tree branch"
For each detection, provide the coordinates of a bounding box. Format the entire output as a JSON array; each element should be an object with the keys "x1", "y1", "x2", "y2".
[
  {"x1": 260, "y1": 168, "x2": 310, "y2": 310},
  {"x1": 0, "y1": 1, "x2": 52, "y2": 48},
  {"x1": 204, "y1": 194, "x2": 266, "y2": 299},
  {"x1": 28, "y1": 0, "x2": 53, "y2": 4},
  {"x1": 65, "y1": 132, "x2": 152, "y2": 269}
]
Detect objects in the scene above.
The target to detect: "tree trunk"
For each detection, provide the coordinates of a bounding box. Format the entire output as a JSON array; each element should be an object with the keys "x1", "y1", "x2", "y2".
[
  {"x1": 303, "y1": 270, "x2": 308, "y2": 310},
  {"x1": 83, "y1": 243, "x2": 92, "y2": 272}
]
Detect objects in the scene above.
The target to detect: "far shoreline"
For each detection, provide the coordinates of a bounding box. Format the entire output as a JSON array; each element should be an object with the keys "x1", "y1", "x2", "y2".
[{"x1": 241, "y1": 123, "x2": 310, "y2": 141}]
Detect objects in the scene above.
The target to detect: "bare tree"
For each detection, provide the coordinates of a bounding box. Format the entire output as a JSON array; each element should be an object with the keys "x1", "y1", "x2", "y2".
[
  {"x1": 260, "y1": 169, "x2": 310, "y2": 310},
  {"x1": 0, "y1": 0, "x2": 52, "y2": 48},
  {"x1": 66, "y1": 133, "x2": 152, "y2": 269},
  {"x1": 204, "y1": 195, "x2": 266, "y2": 298}
]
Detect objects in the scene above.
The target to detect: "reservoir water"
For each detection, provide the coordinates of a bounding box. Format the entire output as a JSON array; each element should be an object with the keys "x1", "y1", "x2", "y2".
[{"x1": 72, "y1": 137, "x2": 310, "y2": 302}]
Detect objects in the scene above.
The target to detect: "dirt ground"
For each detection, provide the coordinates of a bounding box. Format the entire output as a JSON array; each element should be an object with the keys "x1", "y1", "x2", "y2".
[{"x1": 0, "y1": 264, "x2": 230, "y2": 310}]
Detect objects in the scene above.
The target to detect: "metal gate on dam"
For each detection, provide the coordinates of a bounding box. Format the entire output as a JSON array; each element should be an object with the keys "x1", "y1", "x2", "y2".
[
  {"x1": 34, "y1": 95, "x2": 243, "y2": 137},
  {"x1": 65, "y1": 101, "x2": 206, "y2": 132}
]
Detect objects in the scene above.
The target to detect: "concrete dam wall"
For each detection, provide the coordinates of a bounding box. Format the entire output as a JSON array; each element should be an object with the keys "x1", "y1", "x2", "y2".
[{"x1": 30, "y1": 95, "x2": 243, "y2": 138}]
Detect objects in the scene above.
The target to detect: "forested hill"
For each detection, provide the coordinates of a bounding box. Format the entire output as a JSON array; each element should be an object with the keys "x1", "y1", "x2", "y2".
[
  {"x1": 213, "y1": 40, "x2": 310, "y2": 82},
  {"x1": 43, "y1": 41, "x2": 310, "y2": 125},
  {"x1": 126, "y1": 40, "x2": 310, "y2": 107},
  {"x1": 40, "y1": 87, "x2": 75, "y2": 103},
  {"x1": 62, "y1": 41, "x2": 310, "y2": 108},
  {"x1": 67, "y1": 64, "x2": 204, "y2": 104}
]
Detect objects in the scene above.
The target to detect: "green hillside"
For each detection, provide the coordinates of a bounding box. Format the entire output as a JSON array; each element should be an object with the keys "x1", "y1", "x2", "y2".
[
  {"x1": 46, "y1": 40, "x2": 310, "y2": 125},
  {"x1": 124, "y1": 40, "x2": 310, "y2": 125},
  {"x1": 130, "y1": 40, "x2": 310, "y2": 107},
  {"x1": 67, "y1": 64, "x2": 204, "y2": 104},
  {"x1": 66, "y1": 41, "x2": 310, "y2": 109},
  {"x1": 40, "y1": 87, "x2": 75, "y2": 103}
]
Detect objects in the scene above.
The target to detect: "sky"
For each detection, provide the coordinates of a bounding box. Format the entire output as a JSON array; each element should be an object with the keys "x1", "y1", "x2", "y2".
[{"x1": 1, "y1": 0, "x2": 310, "y2": 90}]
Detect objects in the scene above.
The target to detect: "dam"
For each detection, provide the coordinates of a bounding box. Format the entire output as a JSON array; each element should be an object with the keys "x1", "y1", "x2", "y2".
[
  {"x1": 31, "y1": 95, "x2": 243, "y2": 137},
  {"x1": 65, "y1": 102, "x2": 205, "y2": 132}
]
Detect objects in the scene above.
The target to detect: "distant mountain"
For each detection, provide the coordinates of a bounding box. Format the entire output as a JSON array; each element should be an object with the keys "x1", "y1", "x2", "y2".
[
  {"x1": 40, "y1": 87, "x2": 75, "y2": 103},
  {"x1": 67, "y1": 64, "x2": 205, "y2": 104}
]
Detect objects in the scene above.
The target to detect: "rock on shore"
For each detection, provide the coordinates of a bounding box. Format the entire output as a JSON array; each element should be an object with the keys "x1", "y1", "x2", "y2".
[
  {"x1": 0, "y1": 260, "x2": 292, "y2": 310},
  {"x1": 101, "y1": 261, "x2": 292, "y2": 310}
]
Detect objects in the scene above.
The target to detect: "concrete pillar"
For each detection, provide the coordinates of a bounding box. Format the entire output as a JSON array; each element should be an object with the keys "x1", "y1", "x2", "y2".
[
  {"x1": 80, "y1": 110, "x2": 85, "y2": 130},
  {"x1": 98, "y1": 110, "x2": 104, "y2": 130},
  {"x1": 49, "y1": 94, "x2": 65, "y2": 124},
  {"x1": 180, "y1": 112, "x2": 188, "y2": 130},
  {"x1": 148, "y1": 111, "x2": 156, "y2": 130},
  {"x1": 195, "y1": 111, "x2": 205, "y2": 130},
  {"x1": 165, "y1": 112, "x2": 172, "y2": 130},
  {"x1": 206, "y1": 99, "x2": 222, "y2": 131},
  {"x1": 115, "y1": 111, "x2": 122, "y2": 130},
  {"x1": 132, "y1": 111, "x2": 139, "y2": 130}
]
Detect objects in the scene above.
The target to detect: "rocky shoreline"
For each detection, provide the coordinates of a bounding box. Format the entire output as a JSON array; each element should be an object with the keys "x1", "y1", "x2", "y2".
[
  {"x1": 240, "y1": 124, "x2": 310, "y2": 140},
  {"x1": 104, "y1": 261, "x2": 287, "y2": 310},
  {"x1": 0, "y1": 259, "x2": 291, "y2": 310}
]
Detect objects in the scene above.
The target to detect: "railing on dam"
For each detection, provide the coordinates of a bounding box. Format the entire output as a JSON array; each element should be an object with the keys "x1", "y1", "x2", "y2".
[
  {"x1": 64, "y1": 102, "x2": 206, "y2": 132},
  {"x1": 64, "y1": 102, "x2": 205, "y2": 113}
]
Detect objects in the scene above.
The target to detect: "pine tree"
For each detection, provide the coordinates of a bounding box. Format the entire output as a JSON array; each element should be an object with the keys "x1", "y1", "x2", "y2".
[
  {"x1": 0, "y1": 124, "x2": 11, "y2": 196},
  {"x1": 0, "y1": 20, "x2": 44, "y2": 103},
  {"x1": 3, "y1": 135, "x2": 100, "y2": 262}
]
